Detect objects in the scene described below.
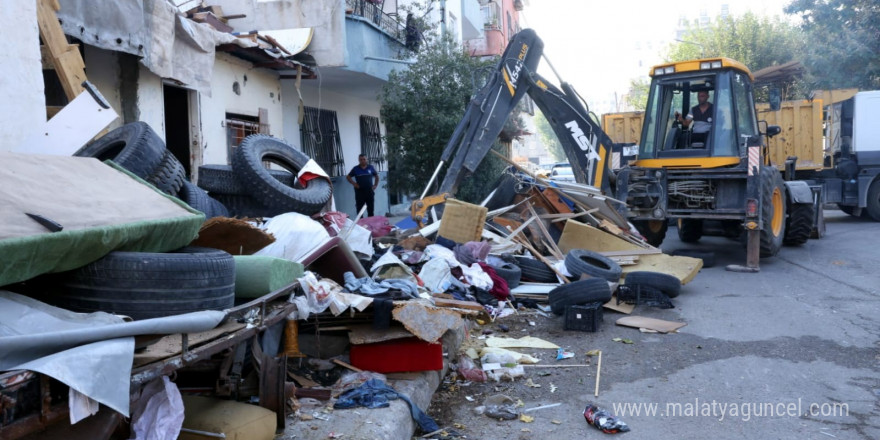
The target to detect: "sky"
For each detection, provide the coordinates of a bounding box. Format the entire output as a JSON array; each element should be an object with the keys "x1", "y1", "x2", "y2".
[{"x1": 519, "y1": 0, "x2": 799, "y2": 114}]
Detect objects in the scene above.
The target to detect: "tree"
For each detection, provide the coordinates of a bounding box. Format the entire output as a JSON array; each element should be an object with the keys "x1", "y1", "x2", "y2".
[
  {"x1": 666, "y1": 12, "x2": 806, "y2": 99},
  {"x1": 624, "y1": 77, "x2": 650, "y2": 111},
  {"x1": 534, "y1": 110, "x2": 565, "y2": 162},
  {"x1": 380, "y1": 38, "x2": 499, "y2": 201},
  {"x1": 785, "y1": 0, "x2": 880, "y2": 90}
]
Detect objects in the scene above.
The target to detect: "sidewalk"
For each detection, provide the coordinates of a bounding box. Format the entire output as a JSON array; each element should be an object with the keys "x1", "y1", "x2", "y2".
[{"x1": 279, "y1": 320, "x2": 468, "y2": 439}]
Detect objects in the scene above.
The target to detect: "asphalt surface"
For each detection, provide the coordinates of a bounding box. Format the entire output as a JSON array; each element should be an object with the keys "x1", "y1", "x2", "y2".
[{"x1": 428, "y1": 209, "x2": 880, "y2": 440}]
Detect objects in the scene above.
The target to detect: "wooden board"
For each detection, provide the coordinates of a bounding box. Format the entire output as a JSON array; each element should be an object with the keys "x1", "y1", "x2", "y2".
[
  {"x1": 37, "y1": 0, "x2": 86, "y2": 100},
  {"x1": 616, "y1": 316, "x2": 686, "y2": 333},
  {"x1": 559, "y1": 220, "x2": 702, "y2": 284}
]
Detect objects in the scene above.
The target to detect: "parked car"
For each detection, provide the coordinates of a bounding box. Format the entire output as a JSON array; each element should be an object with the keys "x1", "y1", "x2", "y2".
[{"x1": 549, "y1": 165, "x2": 575, "y2": 182}]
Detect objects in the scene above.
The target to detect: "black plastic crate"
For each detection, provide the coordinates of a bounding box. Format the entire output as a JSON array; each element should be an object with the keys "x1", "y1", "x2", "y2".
[{"x1": 564, "y1": 302, "x2": 603, "y2": 332}]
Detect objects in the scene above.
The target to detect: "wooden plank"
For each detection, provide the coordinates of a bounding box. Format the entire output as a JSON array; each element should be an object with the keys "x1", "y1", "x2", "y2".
[
  {"x1": 37, "y1": 0, "x2": 85, "y2": 100},
  {"x1": 132, "y1": 320, "x2": 247, "y2": 366},
  {"x1": 431, "y1": 296, "x2": 486, "y2": 312}
]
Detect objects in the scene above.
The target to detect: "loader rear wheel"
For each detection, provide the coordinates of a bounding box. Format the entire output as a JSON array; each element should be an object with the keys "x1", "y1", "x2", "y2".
[
  {"x1": 633, "y1": 220, "x2": 667, "y2": 247},
  {"x1": 865, "y1": 180, "x2": 880, "y2": 221},
  {"x1": 677, "y1": 219, "x2": 703, "y2": 243},
  {"x1": 783, "y1": 203, "x2": 813, "y2": 246},
  {"x1": 758, "y1": 166, "x2": 786, "y2": 257}
]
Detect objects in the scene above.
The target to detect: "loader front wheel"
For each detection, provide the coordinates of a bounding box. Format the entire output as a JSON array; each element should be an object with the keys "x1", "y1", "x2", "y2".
[
  {"x1": 783, "y1": 203, "x2": 813, "y2": 246},
  {"x1": 759, "y1": 166, "x2": 786, "y2": 257},
  {"x1": 677, "y1": 219, "x2": 703, "y2": 243},
  {"x1": 633, "y1": 220, "x2": 667, "y2": 248}
]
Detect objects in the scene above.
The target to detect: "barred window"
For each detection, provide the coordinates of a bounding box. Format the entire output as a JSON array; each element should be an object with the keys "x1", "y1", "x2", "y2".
[
  {"x1": 300, "y1": 107, "x2": 345, "y2": 177},
  {"x1": 226, "y1": 109, "x2": 269, "y2": 164},
  {"x1": 359, "y1": 115, "x2": 385, "y2": 171}
]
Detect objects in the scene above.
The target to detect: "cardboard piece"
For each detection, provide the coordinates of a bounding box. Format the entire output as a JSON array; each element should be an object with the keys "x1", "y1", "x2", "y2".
[
  {"x1": 191, "y1": 217, "x2": 275, "y2": 255},
  {"x1": 438, "y1": 199, "x2": 487, "y2": 243},
  {"x1": 615, "y1": 316, "x2": 686, "y2": 333},
  {"x1": 602, "y1": 296, "x2": 634, "y2": 314},
  {"x1": 347, "y1": 324, "x2": 415, "y2": 345},
  {"x1": 558, "y1": 220, "x2": 703, "y2": 284}
]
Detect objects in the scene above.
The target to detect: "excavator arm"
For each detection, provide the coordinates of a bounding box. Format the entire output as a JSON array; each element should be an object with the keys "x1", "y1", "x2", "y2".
[{"x1": 411, "y1": 28, "x2": 615, "y2": 226}]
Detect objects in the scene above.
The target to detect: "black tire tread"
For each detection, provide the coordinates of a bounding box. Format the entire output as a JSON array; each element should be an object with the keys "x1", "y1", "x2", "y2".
[
  {"x1": 866, "y1": 180, "x2": 880, "y2": 221},
  {"x1": 211, "y1": 193, "x2": 279, "y2": 218},
  {"x1": 633, "y1": 220, "x2": 668, "y2": 247},
  {"x1": 783, "y1": 203, "x2": 813, "y2": 246},
  {"x1": 490, "y1": 262, "x2": 521, "y2": 289},
  {"x1": 178, "y1": 181, "x2": 228, "y2": 219},
  {"x1": 74, "y1": 122, "x2": 166, "y2": 179},
  {"x1": 759, "y1": 166, "x2": 786, "y2": 257},
  {"x1": 624, "y1": 271, "x2": 681, "y2": 298},
  {"x1": 549, "y1": 278, "x2": 612, "y2": 315},
  {"x1": 677, "y1": 219, "x2": 703, "y2": 243},
  {"x1": 146, "y1": 150, "x2": 187, "y2": 195},
  {"x1": 53, "y1": 247, "x2": 235, "y2": 320},
  {"x1": 198, "y1": 164, "x2": 295, "y2": 196},
  {"x1": 564, "y1": 249, "x2": 622, "y2": 282},
  {"x1": 231, "y1": 135, "x2": 332, "y2": 215},
  {"x1": 513, "y1": 256, "x2": 558, "y2": 283}
]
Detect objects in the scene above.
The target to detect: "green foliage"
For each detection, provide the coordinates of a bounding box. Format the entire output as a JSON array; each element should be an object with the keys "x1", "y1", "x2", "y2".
[
  {"x1": 535, "y1": 110, "x2": 565, "y2": 162},
  {"x1": 455, "y1": 143, "x2": 508, "y2": 204},
  {"x1": 380, "y1": 38, "x2": 495, "y2": 197},
  {"x1": 624, "y1": 77, "x2": 650, "y2": 111},
  {"x1": 785, "y1": 0, "x2": 880, "y2": 90},
  {"x1": 666, "y1": 12, "x2": 807, "y2": 99}
]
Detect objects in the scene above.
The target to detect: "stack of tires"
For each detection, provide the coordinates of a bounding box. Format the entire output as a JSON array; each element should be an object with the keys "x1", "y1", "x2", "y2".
[
  {"x1": 198, "y1": 135, "x2": 332, "y2": 218},
  {"x1": 74, "y1": 122, "x2": 228, "y2": 219}
]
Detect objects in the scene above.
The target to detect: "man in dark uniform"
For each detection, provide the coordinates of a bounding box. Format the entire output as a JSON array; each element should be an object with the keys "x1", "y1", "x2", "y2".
[{"x1": 347, "y1": 154, "x2": 379, "y2": 217}]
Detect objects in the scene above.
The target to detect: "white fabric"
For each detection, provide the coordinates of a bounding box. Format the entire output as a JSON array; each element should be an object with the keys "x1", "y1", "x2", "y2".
[
  {"x1": 129, "y1": 376, "x2": 185, "y2": 440},
  {"x1": 419, "y1": 258, "x2": 454, "y2": 293},
  {"x1": 69, "y1": 389, "x2": 99, "y2": 424},
  {"x1": 255, "y1": 213, "x2": 330, "y2": 262}
]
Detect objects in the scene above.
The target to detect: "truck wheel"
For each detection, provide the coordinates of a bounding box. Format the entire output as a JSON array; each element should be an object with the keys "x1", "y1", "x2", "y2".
[
  {"x1": 549, "y1": 278, "x2": 611, "y2": 315},
  {"x1": 865, "y1": 180, "x2": 880, "y2": 221},
  {"x1": 232, "y1": 135, "x2": 332, "y2": 215},
  {"x1": 677, "y1": 219, "x2": 703, "y2": 243},
  {"x1": 783, "y1": 203, "x2": 813, "y2": 246},
  {"x1": 632, "y1": 220, "x2": 667, "y2": 247},
  {"x1": 759, "y1": 166, "x2": 786, "y2": 257}
]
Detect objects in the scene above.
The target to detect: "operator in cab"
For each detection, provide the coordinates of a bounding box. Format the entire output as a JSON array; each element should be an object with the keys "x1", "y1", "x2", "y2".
[{"x1": 676, "y1": 90, "x2": 713, "y2": 146}]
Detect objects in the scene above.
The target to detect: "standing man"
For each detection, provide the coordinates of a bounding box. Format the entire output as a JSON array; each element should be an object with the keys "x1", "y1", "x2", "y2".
[{"x1": 347, "y1": 154, "x2": 379, "y2": 217}]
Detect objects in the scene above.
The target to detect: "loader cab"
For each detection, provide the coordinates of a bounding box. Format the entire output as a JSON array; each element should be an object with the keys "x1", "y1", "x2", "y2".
[{"x1": 635, "y1": 58, "x2": 761, "y2": 168}]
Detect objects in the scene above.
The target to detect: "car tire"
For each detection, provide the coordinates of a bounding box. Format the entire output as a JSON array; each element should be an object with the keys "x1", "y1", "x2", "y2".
[
  {"x1": 146, "y1": 149, "x2": 187, "y2": 196},
  {"x1": 513, "y1": 256, "x2": 558, "y2": 283},
  {"x1": 74, "y1": 122, "x2": 166, "y2": 179},
  {"x1": 624, "y1": 271, "x2": 681, "y2": 298},
  {"x1": 178, "y1": 181, "x2": 229, "y2": 219},
  {"x1": 52, "y1": 247, "x2": 235, "y2": 320},
  {"x1": 232, "y1": 135, "x2": 332, "y2": 215},
  {"x1": 198, "y1": 164, "x2": 295, "y2": 196},
  {"x1": 490, "y1": 262, "x2": 522, "y2": 289},
  {"x1": 548, "y1": 278, "x2": 612, "y2": 315},
  {"x1": 564, "y1": 249, "x2": 622, "y2": 282}
]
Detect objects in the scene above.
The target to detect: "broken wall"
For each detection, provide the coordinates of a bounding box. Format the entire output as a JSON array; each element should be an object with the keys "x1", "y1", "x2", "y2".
[
  {"x1": 201, "y1": 53, "x2": 284, "y2": 165},
  {"x1": 2, "y1": 1, "x2": 46, "y2": 152},
  {"x1": 212, "y1": 0, "x2": 346, "y2": 67}
]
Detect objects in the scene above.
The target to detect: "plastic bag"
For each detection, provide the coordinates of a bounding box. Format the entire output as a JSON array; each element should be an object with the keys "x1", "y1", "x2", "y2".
[
  {"x1": 583, "y1": 404, "x2": 631, "y2": 433},
  {"x1": 129, "y1": 376, "x2": 185, "y2": 440},
  {"x1": 476, "y1": 394, "x2": 518, "y2": 420},
  {"x1": 456, "y1": 357, "x2": 487, "y2": 382},
  {"x1": 298, "y1": 271, "x2": 335, "y2": 313}
]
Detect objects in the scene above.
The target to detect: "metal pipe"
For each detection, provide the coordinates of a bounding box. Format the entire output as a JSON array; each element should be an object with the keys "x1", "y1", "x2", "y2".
[
  {"x1": 420, "y1": 160, "x2": 446, "y2": 199},
  {"x1": 364, "y1": 56, "x2": 416, "y2": 65},
  {"x1": 180, "y1": 427, "x2": 227, "y2": 438}
]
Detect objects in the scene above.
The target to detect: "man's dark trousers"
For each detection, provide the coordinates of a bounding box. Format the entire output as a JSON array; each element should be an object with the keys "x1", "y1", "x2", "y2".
[{"x1": 355, "y1": 187, "x2": 374, "y2": 217}]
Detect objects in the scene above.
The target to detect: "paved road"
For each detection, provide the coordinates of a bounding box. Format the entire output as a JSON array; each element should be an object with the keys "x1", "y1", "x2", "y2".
[{"x1": 436, "y1": 209, "x2": 880, "y2": 440}]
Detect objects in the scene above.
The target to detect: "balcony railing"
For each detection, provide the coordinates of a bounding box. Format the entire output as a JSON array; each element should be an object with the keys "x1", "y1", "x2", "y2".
[{"x1": 345, "y1": 0, "x2": 406, "y2": 44}]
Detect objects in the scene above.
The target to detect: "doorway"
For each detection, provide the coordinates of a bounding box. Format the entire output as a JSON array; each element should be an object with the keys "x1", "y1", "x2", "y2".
[{"x1": 163, "y1": 85, "x2": 191, "y2": 176}]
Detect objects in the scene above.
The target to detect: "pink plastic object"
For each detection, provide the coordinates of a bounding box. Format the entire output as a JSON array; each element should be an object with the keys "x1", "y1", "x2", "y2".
[{"x1": 357, "y1": 216, "x2": 393, "y2": 238}]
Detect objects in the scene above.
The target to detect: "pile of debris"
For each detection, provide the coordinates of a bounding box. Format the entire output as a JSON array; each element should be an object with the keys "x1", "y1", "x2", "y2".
[{"x1": 0, "y1": 117, "x2": 703, "y2": 439}]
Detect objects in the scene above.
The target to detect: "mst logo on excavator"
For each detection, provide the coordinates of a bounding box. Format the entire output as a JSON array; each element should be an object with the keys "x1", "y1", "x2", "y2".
[
  {"x1": 565, "y1": 120, "x2": 601, "y2": 182},
  {"x1": 503, "y1": 43, "x2": 529, "y2": 96}
]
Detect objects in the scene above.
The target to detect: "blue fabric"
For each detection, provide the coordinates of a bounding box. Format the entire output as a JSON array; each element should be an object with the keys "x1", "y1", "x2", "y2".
[{"x1": 334, "y1": 379, "x2": 440, "y2": 433}]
